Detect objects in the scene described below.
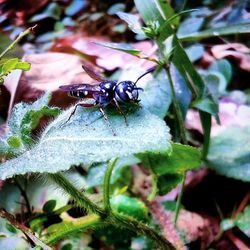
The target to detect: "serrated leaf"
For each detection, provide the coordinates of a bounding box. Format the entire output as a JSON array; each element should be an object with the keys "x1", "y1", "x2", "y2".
[
  {"x1": 0, "y1": 107, "x2": 171, "y2": 180},
  {"x1": 7, "y1": 92, "x2": 61, "y2": 147},
  {"x1": 94, "y1": 41, "x2": 141, "y2": 56},
  {"x1": 20, "y1": 106, "x2": 61, "y2": 145},
  {"x1": 111, "y1": 194, "x2": 148, "y2": 222},
  {"x1": 207, "y1": 126, "x2": 250, "y2": 182}
]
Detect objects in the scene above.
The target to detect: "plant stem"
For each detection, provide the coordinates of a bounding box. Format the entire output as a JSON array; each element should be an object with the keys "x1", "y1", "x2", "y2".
[
  {"x1": 103, "y1": 157, "x2": 118, "y2": 212},
  {"x1": 49, "y1": 172, "x2": 175, "y2": 249},
  {"x1": 0, "y1": 208, "x2": 52, "y2": 250},
  {"x1": 165, "y1": 65, "x2": 187, "y2": 144},
  {"x1": 0, "y1": 25, "x2": 37, "y2": 59},
  {"x1": 174, "y1": 173, "x2": 186, "y2": 225},
  {"x1": 48, "y1": 173, "x2": 106, "y2": 217},
  {"x1": 110, "y1": 212, "x2": 176, "y2": 250},
  {"x1": 14, "y1": 177, "x2": 32, "y2": 215},
  {"x1": 45, "y1": 214, "x2": 101, "y2": 245}
]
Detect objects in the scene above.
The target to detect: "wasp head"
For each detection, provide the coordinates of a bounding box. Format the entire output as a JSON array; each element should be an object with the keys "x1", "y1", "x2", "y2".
[{"x1": 115, "y1": 81, "x2": 143, "y2": 103}]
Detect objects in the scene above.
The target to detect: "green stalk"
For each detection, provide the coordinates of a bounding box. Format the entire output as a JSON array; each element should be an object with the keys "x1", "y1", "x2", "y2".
[
  {"x1": 48, "y1": 173, "x2": 106, "y2": 217},
  {"x1": 45, "y1": 214, "x2": 101, "y2": 245},
  {"x1": 0, "y1": 25, "x2": 37, "y2": 59},
  {"x1": 110, "y1": 213, "x2": 176, "y2": 250},
  {"x1": 174, "y1": 173, "x2": 186, "y2": 225},
  {"x1": 165, "y1": 65, "x2": 187, "y2": 144},
  {"x1": 49, "y1": 172, "x2": 175, "y2": 249},
  {"x1": 103, "y1": 158, "x2": 118, "y2": 212}
]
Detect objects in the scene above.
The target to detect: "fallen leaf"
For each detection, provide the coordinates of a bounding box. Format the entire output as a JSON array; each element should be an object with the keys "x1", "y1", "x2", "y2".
[
  {"x1": 211, "y1": 43, "x2": 250, "y2": 72},
  {"x1": 176, "y1": 210, "x2": 219, "y2": 248},
  {"x1": 0, "y1": 0, "x2": 49, "y2": 26},
  {"x1": 186, "y1": 100, "x2": 250, "y2": 137}
]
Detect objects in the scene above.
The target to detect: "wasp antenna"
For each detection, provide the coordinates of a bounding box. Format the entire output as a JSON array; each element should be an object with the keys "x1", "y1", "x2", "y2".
[
  {"x1": 135, "y1": 87, "x2": 144, "y2": 92},
  {"x1": 134, "y1": 66, "x2": 157, "y2": 85}
]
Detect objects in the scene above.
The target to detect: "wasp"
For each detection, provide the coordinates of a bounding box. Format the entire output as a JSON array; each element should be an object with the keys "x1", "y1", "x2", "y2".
[{"x1": 59, "y1": 64, "x2": 155, "y2": 135}]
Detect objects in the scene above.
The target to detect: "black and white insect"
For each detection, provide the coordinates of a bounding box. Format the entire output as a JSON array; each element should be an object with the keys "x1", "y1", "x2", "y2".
[{"x1": 59, "y1": 64, "x2": 155, "y2": 135}]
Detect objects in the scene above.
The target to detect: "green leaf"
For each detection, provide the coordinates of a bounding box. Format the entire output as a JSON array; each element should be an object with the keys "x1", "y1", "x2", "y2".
[
  {"x1": 111, "y1": 194, "x2": 148, "y2": 222},
  {"x1": 157, "y1": 173, "x2": 183, "y2": 195},
  {"x1": 192, "y1": 96, "x2": 219, "y2": 122},
  {"x1": 235, "y1": 206, "x2": 250, "y2": 237},
  {"x1": 139, "y1": 143, "x2": 201, "y2": 195},
  {"x1": 0, "y1": 107, "x2": 171, "y2": 180},
  {"x1": 201, "y1": 71, "x2": 227, "y2": 97},
  {"x1": 177, "y1": 16, "x2": 204, "y2": 38},
  {"x1": 8, "y1": 92, "x2": 60, "y2": 146},
  {"x1": 207, "y1": 126, "x2": 250, "y2": 182},
  {"x1": 7, "y1": 136, "x2": 22, "y2": 149},
  {"x1": 45, "y1": 214, "x2": 100, "y2": 245},
  {"x1": 179, "y1": 22, "x2": 250, "y2": 41},
  {"x1": 117, "y1": 12, "x2": 145, "y2": 36},
  {"x1": 170, "y1": 65, "x2": 191, "y2": 117},
  {"x1": 209, "y1": 59, "x2": 232, "y2": 86},
  {"x1": 221, "y1": 206, "x2": 250, "y2": 237},
  {"x1": 20, "y1": 106, "x2": 61, "y2": 145},
  {"x1": 141, "y1": 143, "x2": 201, "y2": 176},
  {"x1": 15, "y1": 61, "x2": 31, "y2": 71},
  {"x1": 140, "y1": 69, "x2": 172, "y2": 119},
  {"x1": 43, "y1": 200, "x2": 57, "y2": 213},
  {"x1": 220, "y1": 219, "x2": 235, "y2": 231},
  {"x1": 86, "y1": 156, "x2": 140, "y2": 188},
  {"x1": 1, "y1": 58, "x2": 19, "y2": 73},
  {"x1": 185, "y1": 44, "x2": 205, "y2": 62},
  {"x1": 94, "y1": 41, "x2": 141, "y2": 56},
  {"x1": 5, "y1": 223, "x2": 17, "y2": 234}
]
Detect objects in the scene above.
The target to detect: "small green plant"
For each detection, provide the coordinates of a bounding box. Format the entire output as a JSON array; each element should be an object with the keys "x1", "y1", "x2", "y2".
[{"x1": 0, "y1": 26, "x2": 36, "y2": 85}]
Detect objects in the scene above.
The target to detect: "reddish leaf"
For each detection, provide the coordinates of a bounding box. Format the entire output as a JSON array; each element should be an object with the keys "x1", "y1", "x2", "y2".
[
  {"x1": 51, "y1": 35, "x2": 155, "y2": 70},
  {"x1": 211, "y1": 43, "x2": 250, "y2": 72}
]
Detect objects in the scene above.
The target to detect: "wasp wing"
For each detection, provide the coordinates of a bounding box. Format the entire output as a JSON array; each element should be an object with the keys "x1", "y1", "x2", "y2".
[
  {"x1": 59, "y1": 83, "x2": 101, "y2": 92},
  {"x1": 82, "y1": 64, "x2": 105, "y2": 82}
]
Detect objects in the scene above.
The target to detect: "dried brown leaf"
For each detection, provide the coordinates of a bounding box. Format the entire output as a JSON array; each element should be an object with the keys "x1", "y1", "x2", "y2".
[{"x1": 211, "y1": 43, "x2": 250, "y2": 72}]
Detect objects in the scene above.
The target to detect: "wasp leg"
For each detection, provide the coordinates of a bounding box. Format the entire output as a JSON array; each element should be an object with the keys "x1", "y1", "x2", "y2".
[
  {"x1": 112, "y1": 98, "x2": 128, "y2": 126},
  {"x1": 99, "y1": 106, "x2": 117, "y2": 136},
  {"x1": 60, "y1": 103, "x2": 81, "y2": 127}
]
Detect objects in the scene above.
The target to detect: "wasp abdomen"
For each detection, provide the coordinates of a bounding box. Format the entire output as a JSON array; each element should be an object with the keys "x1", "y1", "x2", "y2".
[{"x1": 69, "y1": 90, "x2": 92, "y2": 99}]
